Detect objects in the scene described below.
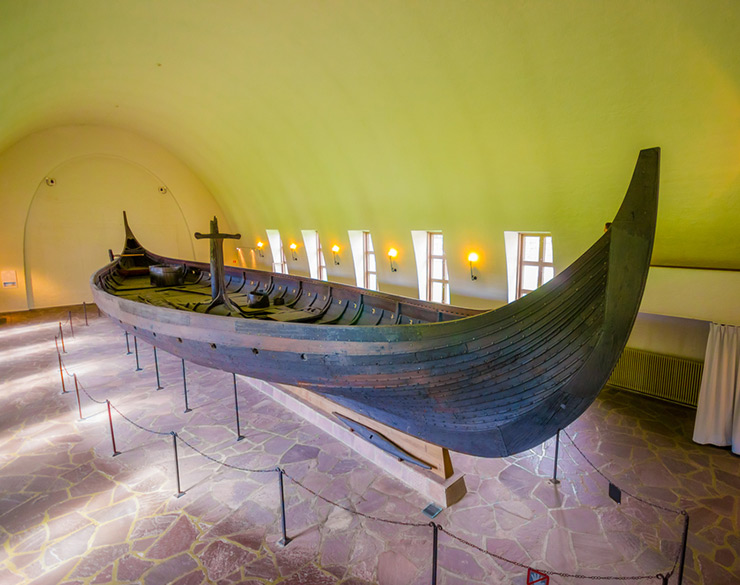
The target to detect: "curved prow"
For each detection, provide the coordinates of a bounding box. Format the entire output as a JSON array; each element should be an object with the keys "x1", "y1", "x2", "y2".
[
  {"x1": 116, "y1": 211, "x2": 151, "y2": 276},
  {"x1": 122, "y1": 211, "x2": 146, "y2": 254},
  {"x1": 611, "y1": 147, "x2": 660, "y2": 240}
]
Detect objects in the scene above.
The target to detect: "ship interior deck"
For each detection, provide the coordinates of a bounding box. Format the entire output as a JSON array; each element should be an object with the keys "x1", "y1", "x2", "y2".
[{"x1": 103, "y1": 270, "x2": 477, "y2": 325}]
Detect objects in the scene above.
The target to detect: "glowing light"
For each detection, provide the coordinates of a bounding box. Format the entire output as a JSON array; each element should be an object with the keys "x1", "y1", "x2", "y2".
[
  {"x1": 468, "y1": 252, "x2": 479, "y2": 281},
  {"x1": 331, "y1": 245, "x2": 340, "y2": 253},
  {"x1": 256, "y1": 241, "x2": 264, "y2": 249},
  {"x1": 387, "y1": 248, "x2": 398, "y2": 272},
  {"x1": 289, "y1": 243, "x2": 297, "y2": 250}
]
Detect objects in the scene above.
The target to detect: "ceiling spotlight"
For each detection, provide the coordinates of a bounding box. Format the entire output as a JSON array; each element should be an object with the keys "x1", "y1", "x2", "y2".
[
  {"x1": 256, "y1": 241, "x2": 264, "y2": 257},
  {"x1": 331, "y1": 244, "x2": 340, "y2": 265},
  {"x1": 289, "y1": 243, "x2": 298, "y2": 261}
]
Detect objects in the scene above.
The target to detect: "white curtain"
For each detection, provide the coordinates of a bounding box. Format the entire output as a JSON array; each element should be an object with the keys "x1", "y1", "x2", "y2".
[{"x1": 693, "y1": 323, "x2": 740, "y2": 454}]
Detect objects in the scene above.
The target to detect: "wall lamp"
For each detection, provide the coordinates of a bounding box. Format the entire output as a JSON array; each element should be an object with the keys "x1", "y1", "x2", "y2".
[
  {"x1": 331, "y1": 244, "x2": 340, "y2": 265},
  {"x1": 468, "y1": 252, "x2": 479, "y2": 281},
  {"x1": 388, "y1": 248, "x2": 398, "y2": 272},
  {"x1": 289, "y1": 243, "x2": 298, "y2": 261},
  {"x1": 256, "y1": 241, "x2": 265, "y2": 257}
]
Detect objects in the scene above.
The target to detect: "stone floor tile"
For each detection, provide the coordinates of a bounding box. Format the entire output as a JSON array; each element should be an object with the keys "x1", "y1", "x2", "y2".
[
  {"x1": 200, "y1": 539, "x2": 257, "y2": 581},
  {"x1": 145, "y1": 514, "x2": 199, "y2": 559}
]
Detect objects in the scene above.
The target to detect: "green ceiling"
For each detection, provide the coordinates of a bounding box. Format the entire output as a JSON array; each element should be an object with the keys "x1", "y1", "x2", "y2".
[{"x1": 2, "y1": 1, "x2": 739, "y2": 278}]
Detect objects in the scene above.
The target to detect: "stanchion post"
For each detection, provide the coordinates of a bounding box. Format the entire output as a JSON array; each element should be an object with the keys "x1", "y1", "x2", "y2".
[
  {"x1": 154, "y1": 346, "x2": 163, "y2": 390},
  {"x1": 59, "y1": 322, "x2": 66, "y2": 353},
  {"x1": 74, "y1": 374, "x2": 83, "y2": 420},
  {"x1": 107, "y1": 400, "x2": 121, "y2": 457},
  {"x1": 233, "y1": 373, "x2": 244, "y2": 441},
  {"x1": 124, "y1": 331, "x2": 132, "y2": 355},
  {"x1": 677, "y1": 511, "x2": 689, "y2": 585},
  {"x1": 277, "y1": 467, "x2": 291, "y2": 546},
  {"x1": 57, "y1": 349, "x2": 66, "y2": 393},
  {"x1": 83, "y1": 301, "x2": 89, "y2": 326},
  {"x1": 430, "y1": 522, "x2": 439, "y2": 585},
  {"x1": 133, "y1": 336, "x2": 142, "y2": 371},
  {"x1": 172, "y1": 432, "x2": 185, "y2": 498},
  {"x1": 550, "y1": 429, "x2": 561, "y2": 485},
  {"x1": 182, "y1": 359, "x2": 192, "y2": 413}
]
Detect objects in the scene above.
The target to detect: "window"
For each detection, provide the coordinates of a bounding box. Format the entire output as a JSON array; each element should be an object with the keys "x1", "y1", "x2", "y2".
[
  {"x1": 363, "y1": 231, "x2": 377, "y2": 290},
  {"x1": 516, "y1": 233, "x2": 554, "y2": 298},
  {"x1": 427, "y1": 232, "x2": 450, "y2": 304},
  {"x1": 410, "y1": 230, "x2": 450, "y2": 303},
  {"x1": 347, "y1": 230, "x2": 378, "y2": 291},
  {"x1": 301, "y1": 230, "x2": 327, "y2": 281},
  {"x1": 265, "y1": 229, "x2": 288, "y2": 274}
]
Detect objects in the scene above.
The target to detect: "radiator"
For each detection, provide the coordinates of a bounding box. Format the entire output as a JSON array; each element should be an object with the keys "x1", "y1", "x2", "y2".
[{"x1": 607, "y1": 347, "x2": 703, "y2": 408}]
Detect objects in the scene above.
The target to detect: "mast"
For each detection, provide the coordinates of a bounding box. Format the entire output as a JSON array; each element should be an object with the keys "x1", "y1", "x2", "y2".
[{"x1": 194, "y1": 217, "x2": 242, "y2": 314}]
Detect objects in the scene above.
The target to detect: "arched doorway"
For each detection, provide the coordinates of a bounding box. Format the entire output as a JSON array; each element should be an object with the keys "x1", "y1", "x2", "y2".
[{"x1": 24, "y1": 155, "x2": 195, "y2": 308}]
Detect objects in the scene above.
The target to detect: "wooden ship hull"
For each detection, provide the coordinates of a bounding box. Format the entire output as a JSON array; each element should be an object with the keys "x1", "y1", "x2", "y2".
[{"x1": 91, "y1": 148, "x2": 659, "y2": 458}]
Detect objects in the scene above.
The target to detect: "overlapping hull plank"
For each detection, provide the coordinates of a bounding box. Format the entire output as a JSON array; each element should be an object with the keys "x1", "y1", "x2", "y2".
[{"x1": 91, "y1": 148, "x2": 659, "y2": 458}]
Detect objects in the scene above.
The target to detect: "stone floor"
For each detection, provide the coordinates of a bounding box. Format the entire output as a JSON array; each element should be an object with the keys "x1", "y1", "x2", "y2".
[{"x1": 0, "y1": 306, "x2": 738, "y2": 585}]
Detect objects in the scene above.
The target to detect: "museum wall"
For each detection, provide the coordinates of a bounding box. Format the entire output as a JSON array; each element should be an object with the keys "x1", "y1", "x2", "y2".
[{"x1": 0, "y1": 125, "x2": 234, "y2": 312}]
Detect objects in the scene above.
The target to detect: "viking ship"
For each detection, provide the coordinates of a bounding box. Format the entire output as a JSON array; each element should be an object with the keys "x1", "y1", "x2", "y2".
[{"x1": 91, "y1": 148, "x2": 659, "y2": 458}]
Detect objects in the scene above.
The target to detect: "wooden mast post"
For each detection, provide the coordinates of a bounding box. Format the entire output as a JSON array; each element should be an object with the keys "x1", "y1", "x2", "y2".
[{"x1": 194, "y1": 217, "x2": 242, "y2": 314}]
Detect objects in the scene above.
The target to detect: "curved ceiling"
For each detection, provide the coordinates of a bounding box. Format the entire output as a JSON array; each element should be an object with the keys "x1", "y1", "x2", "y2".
[{"x1": 2, "y1": 1, "x2": 739, "y2": 290}]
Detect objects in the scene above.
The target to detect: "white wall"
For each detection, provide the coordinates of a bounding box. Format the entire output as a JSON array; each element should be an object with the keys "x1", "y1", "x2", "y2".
[
  {"x1": 0, "y1": 125, "x2": 233, "y2": 311},
  {"x1": 640, "y1": 267, "x2": 740, "y2": 328}
]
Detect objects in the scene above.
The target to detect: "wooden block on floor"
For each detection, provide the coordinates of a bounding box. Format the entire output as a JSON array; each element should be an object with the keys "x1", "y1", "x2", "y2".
[{"x1": 244, "y1": 376, "x2": 467, "y2": 509}]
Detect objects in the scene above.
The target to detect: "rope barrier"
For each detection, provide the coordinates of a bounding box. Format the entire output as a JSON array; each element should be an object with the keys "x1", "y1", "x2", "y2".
[
  {"x1": 108, "y1": 403, "x2": 172, "y2": 437},
  {"x1": 441, "y1": 527, "x2": 666, "y2": 582},
  {"x1": 175, "y1": 433, "x2": 275, "y2": 474},
  {"x1": 56, "y1": 339, "x2": 685, "y2": 583},
  {"x1": 281, "y1": 469, "x2": 428, "y2": 528},
  {"x1": 562, "y1": 429, "x2": 685, "y2": 516},
  {"x1": 76, "y1": 377, "x2": 108, "y2": 405}
]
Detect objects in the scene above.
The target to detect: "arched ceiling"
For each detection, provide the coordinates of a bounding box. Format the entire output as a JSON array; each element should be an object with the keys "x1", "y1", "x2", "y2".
[{"x1": 2, "y1": 1, "x2": 739, "y2": 294}]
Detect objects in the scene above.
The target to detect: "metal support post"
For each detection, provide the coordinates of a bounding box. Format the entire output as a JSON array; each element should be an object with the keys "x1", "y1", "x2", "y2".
[
  {"x1": 59, "y1": 322, "x2": 66, "y2": 353},
  {"x1": 107, "y1": 400, "x2": 121, "y2": 456},
  {"x1": 154, "y1": 347, "x2": 163, "y2": 389},
  {"x1": 182, "y1": 359, "x2": 191, "y2": 412},
  {"x1": 124, "y1": 331, "x2": 132, "y2": 354},
  {"x1": 277, "y1": 468, "x2": 291, "y2": 546},
  {"x1": 133, "y1": 336, "x2": 142, "y2": 371},
  {"x1": 74, "y1": 374, "x2": 83, "y2": 420},
  {"x1": 233, "y1": 373, "x2": 244, "y2": 441},
  {"x1": 431, "y1": 522, "x2": 439, "y2": 585},
  {"x1": 57, "y1": 349, "x2": 66, "y2": 393},
  {"x1": 83, "y1": 301, "x2": 89, "y2": 326},
  {"x1": 677, "y1": 511, "x2": 689, "y2": 585},
  {"x1": 172, "y1": 432, "x2": 185, "y2": 498},
  {"x1": 550, "y1": 429, "x2": 561, "y2": 485}
]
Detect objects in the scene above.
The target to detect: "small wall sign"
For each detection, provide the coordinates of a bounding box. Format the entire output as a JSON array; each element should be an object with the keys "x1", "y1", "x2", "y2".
[
  {"x1": 527, "y1": 568, "x2": 549, "y2": 584},
  {"x1": 2, "y1": 270, "x2": 18, "y2": 288}
]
